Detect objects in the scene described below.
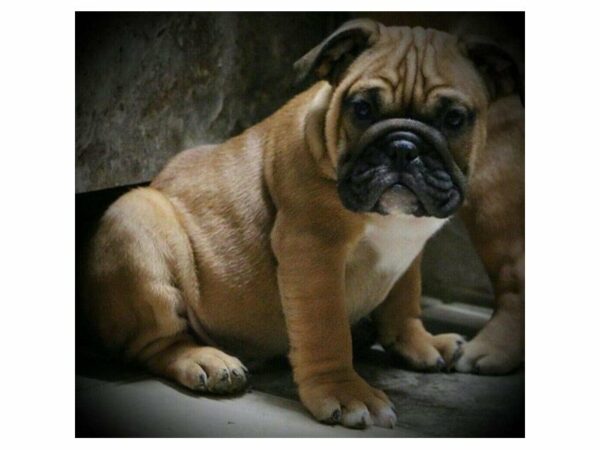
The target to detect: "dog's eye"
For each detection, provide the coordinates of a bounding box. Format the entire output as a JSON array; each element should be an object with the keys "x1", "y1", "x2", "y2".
[
  {"x1": 443, "y1": 108, "x2": 467, "y2": 130},
  {"x1": 352, "y1": 100, "x2": 373, "y2": 121}
]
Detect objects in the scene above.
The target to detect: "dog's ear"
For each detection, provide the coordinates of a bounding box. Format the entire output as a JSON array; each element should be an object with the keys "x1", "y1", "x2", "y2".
[
  {"x1": 460, "y1": 35, "x2": 524, "y2": 104},
  {"x1": 294, "y1": 19, "x2": 381, "y2": 85}
]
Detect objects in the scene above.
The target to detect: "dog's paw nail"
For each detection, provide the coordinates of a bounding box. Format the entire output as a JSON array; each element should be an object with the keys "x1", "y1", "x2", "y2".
[
  {"x1": 358, "y1": 415, "x2": 368, "y2": 428},
  {"x1": 451, "y1": 347, "x2": 464, "y2": 364},
  {"x1": 220, "y1": 369, "x2": 229, "y2": 381},
  {"x1": 382, "y1": 343, "x2": 395, "y2": 352},
  {"x1": 386, "y1": 416, "x2": 396, "y2": 429},
  {"x1": 331, "y1": 408, "x2": 342, "y2": 423},
  {"x1": 436, "y1": 357, "x2": 446, "y2": 371}
]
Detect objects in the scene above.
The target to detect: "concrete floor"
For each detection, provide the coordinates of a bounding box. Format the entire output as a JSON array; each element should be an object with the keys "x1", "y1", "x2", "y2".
[{"x1": 76, "y1": 298, "x2": 524, "y2": 437}]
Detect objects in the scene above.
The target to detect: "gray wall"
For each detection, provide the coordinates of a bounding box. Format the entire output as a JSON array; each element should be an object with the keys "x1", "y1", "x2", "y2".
[{"x1": 76, "y1": 12, "x2": 348, "y2": 193}]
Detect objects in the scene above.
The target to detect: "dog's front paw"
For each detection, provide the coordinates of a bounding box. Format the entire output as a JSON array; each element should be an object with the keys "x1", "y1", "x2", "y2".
[
  {"x1": 385, "y1": 319, "x2": 465, "y2": 371},
  {"x1": 298, "y1": 372, "x2": 396, "y2": 429}
]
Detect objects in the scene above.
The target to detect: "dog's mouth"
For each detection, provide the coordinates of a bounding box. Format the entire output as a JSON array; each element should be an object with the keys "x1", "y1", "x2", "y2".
[{"x1": 337, "y1": 119, "x2": 467, "y2": 218}]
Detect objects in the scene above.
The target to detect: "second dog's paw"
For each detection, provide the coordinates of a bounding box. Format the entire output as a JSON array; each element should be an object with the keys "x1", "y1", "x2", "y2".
[{"x1": 453, "y1": 337, "x2": 522, "y2": 374}]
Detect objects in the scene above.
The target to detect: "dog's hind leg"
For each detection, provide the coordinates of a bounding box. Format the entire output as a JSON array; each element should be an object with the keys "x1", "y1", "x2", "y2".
[
  {"x1": 143, "y1": 339, "x2": 248, "y2": 393},
  {"x1": 82, "y1": 187, "x2": 248, "y2": 394}
]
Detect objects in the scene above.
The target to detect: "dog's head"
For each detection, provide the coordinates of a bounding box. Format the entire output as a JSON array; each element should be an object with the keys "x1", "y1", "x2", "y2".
[{"x1": 296, "y1": 19, "x2": 521, "y2": 218}]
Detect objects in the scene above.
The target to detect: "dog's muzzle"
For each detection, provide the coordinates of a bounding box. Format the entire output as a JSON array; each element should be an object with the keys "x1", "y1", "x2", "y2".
[{"x1": 337, "y1": 119, "x2": 467, "y2": 218}]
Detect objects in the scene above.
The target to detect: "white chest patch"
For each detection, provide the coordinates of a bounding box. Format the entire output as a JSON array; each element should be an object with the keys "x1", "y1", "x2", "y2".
[{"x1": 345, "y1": 213, "x2": 447, "y2": 323}]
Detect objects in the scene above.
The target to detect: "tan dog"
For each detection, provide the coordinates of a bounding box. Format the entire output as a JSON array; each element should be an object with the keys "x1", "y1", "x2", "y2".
[{"x1": 82, "y1": 19, "x2": 523, "y2": 429}]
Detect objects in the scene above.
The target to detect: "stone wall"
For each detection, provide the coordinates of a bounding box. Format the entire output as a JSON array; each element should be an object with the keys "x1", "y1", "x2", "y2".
[{"x1": 76, "y1": 12, "x2": 348, "y2": 192}]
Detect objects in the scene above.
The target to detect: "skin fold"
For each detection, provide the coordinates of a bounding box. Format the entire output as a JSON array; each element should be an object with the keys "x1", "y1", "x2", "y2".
[{"x1": 82, "y1": 19, "x2": 524, "y2": 429}]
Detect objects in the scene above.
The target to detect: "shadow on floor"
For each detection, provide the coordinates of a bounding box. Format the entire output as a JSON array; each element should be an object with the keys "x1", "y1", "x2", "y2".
[{"x1": 76, "y1": 341, "x2": 524, "y2": 437}]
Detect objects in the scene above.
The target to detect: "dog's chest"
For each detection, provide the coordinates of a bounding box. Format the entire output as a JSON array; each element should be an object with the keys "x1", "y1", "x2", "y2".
[{"x1": 345, "y1": 214, "x2": 446, "y2": 323}]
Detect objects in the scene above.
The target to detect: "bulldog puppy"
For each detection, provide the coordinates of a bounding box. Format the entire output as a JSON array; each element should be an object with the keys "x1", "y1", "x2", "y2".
[{"x1": 82, "y1": 19, "x2": 522, "y2": 429}]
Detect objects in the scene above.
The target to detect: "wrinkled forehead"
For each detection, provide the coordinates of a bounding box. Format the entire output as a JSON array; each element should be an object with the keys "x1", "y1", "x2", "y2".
[{"x1": 346, "y1": 27, "x2": 485, "y2": 112}]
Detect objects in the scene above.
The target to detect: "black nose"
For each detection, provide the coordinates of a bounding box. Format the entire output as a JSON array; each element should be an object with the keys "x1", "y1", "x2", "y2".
[{"x1": 383, "y1": 131, "x2": 422, "y2": 164}]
